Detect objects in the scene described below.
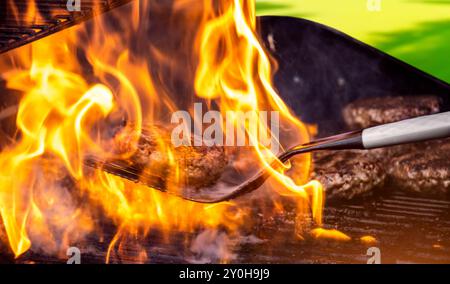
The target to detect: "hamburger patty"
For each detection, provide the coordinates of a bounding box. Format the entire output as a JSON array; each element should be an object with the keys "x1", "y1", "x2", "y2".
[
  {"x1": 111, "y1": 126, "x2": 228, "y2": 189},
  {"x1": 341, "y1": 95, "x2": 449, "y2": 196},
  {"x1": 343, "y1": 95, "x2": 441, "y2": 129},
  {"x1": 311, "y1": 150, "x2": 386, "y2": 200},
  {"x1": 173, "y1": 144, "x2": 228, "y2": 189},
  {"x1": 388, "y1": 139, "x2": 450, "y2": 195}
]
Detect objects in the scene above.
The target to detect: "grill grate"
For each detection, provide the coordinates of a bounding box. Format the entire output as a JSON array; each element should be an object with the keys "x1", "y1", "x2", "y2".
[
  {"x1": 0, "y1": 0, "x2": 135, "y2": 54},
  {"x1": 2, "y1": 188, "x2": 450, "y2": 264},
  {"x1": 1, "y1": 3, "x2": 449, "y2": 264}
]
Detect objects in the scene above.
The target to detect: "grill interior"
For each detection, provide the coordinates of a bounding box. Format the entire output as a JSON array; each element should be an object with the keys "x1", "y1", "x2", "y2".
[
  {"x1": 0, "y1": 1, "x2": 450, "y2": 264},
  {"x1": 3, "y1": 188, "x2": 450, "y2": 264},
  {"x1": 0, "y1": 0, "x2": 134, "y2": 54}
]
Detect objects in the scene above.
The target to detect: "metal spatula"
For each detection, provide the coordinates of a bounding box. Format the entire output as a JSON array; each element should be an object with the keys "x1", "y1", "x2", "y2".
[{"x1": 86, "y1": 111, "x2": 450, "y2": 203}]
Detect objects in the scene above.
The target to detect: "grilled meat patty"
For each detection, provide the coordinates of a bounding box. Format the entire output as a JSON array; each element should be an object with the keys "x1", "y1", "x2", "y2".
[
  {"x1": 343, "y1": 95, "x2": 441, "y2": 129},
  {"x1": 173, "y1": 144, "x2": 228, "y2": 189},
  {"x1": 311, "y1": 150, "x2": 386, "y2": 200},
  {"x1": 111, "y1": 126, "x2": 228, "y2": 189},
  {"x1": 387, "y1": 139, "x2": 450, "y2": 195},
  {"x1": 342, "y1": 95, "x2": 448, "y2": 195}
]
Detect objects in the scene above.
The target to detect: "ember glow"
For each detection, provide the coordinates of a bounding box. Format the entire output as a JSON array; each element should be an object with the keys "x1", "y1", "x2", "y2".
[{"x1": 0, "y1": 0, "x2": 329, "y2": 262}]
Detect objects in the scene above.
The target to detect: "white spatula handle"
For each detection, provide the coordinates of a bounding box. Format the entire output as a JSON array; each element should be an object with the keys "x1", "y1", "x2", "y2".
[{"x1": 362, "y1": 111, "x2": 450, "y2": 149}]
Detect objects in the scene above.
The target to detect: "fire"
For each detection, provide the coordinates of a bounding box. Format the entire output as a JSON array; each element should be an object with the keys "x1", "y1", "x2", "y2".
[
  {"x1": 0, "y1": 0, "x2": 326, "y2": 262},
  {"x1": 195, "y1": 0, "x2": 323, "y2": 224},
  {"x1": 311, "y1": 228, "x2": 351, "y2": 242}
]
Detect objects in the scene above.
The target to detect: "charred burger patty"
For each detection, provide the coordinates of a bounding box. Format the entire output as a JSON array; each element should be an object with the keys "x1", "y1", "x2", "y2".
[
  {"x1": 311, "y1": 150, "x2": 386, "y2": 200},
  {"x1": 387, "y1": 139, "x2": 450, "y2": 195},
  {"x1": 343, "y1": 95, "x2": 441, "y2": 129},
  {"x1": 111, "y1": 126, "x2": 228, "y2": 189},
  {"x1": 340, "y1": 95, "x2": 449, "y2": 196}
]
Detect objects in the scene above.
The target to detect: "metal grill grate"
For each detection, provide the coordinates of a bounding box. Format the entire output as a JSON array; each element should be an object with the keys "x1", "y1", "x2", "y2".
[
  {"x1": 1, "y1": 188, "x2": 449, "y2": 264},
  {"x1": 0, "y1": 0, "x2": 135, "y2": 54},
  {"x1": 0, "y1": 5, "x2": 449, "y2": 264}
]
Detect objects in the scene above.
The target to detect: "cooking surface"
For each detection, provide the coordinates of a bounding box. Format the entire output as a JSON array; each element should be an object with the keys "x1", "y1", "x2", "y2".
[
  {"x1": 246, "y1": 190, "x2": 450, "y2": 264},
  {"x1": 3, "y1": 188, "x2": 450, "y2": 264},
  {"x1": 0, "y1": 4, "x2": 449, "y2": 264}
]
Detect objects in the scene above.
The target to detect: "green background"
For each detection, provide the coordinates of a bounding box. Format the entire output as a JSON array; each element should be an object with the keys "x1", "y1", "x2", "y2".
[{"x1": 256, "y1": 0, "x2": 450, "y2": 83}]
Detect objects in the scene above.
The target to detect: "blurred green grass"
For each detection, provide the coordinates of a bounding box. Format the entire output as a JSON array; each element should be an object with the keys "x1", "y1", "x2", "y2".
[{"x1": 256, "y1": 0, "x2": 450, "y2": 83}]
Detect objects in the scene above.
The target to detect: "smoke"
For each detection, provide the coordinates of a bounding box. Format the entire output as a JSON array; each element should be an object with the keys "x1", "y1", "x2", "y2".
[
  {"x1": 26, "y1": 163, "x2": 93, "y2": 258},
  {"x1": 188, "y1": 229, "x2": 237, "y2": 264}
]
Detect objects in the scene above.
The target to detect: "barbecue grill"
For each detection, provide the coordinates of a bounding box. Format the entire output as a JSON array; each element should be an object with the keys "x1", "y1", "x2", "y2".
[
  {"x1": 0, "y1": 1, "x2": 450, "y2": 264},
  {"x1": 0, "y1": 0, "x2": 133, "y2": 54}
]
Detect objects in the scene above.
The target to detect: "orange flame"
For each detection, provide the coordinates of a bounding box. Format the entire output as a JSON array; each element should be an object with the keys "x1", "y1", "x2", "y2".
[
  {"x1": 195, "y1": 0, "x2": 323, "y2": 225},
  {"x1": 0, "y1": 0, "x2": 327, "y2": 262}
]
